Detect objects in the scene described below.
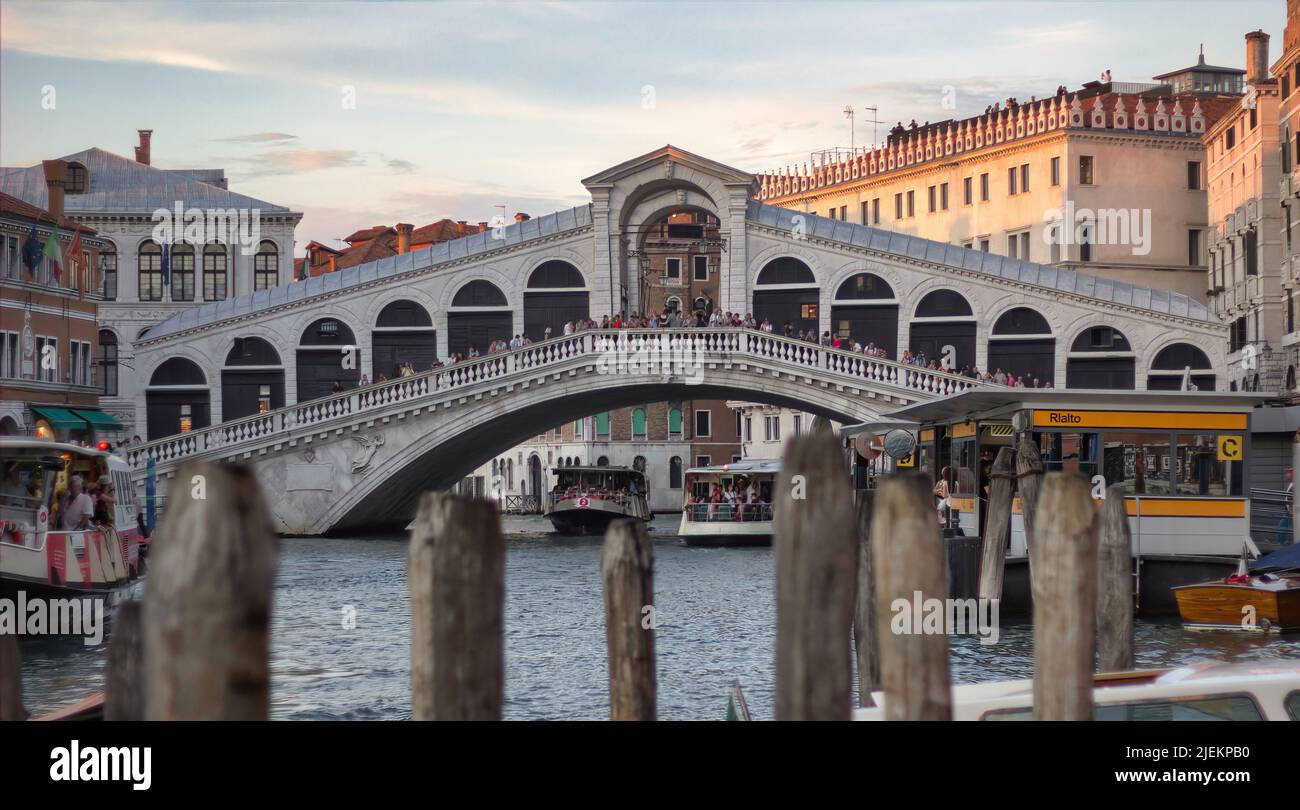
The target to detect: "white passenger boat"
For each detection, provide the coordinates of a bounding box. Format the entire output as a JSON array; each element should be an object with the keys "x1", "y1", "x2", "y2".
[
  {"x1": 0, "y1": 437, "x2": 149, "y2": 599},
  {"x1": 679, "y1": 459, "x2": 779, "y2": 547},
  {"x1": 544, "y1": 466, "x2": 650, "y2": 535}
]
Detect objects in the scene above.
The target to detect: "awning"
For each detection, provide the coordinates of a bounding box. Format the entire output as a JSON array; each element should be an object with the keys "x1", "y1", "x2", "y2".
[
  {"x1": 30, "y1": 406, "x2": 87, "y2": 430},
  {"x1": 71, "y1": 408, "x2": 124, "y2": 431}
]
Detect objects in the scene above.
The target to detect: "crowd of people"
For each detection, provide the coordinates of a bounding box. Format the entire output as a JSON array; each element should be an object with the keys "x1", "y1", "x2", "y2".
[{"x1": 683, "y1": 480, "x2": 771, "y2": 522}]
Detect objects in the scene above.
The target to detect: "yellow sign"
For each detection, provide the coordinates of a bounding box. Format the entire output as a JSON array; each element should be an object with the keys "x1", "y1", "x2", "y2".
[
  {"x1": 1216, "y1": 435, "x2": 1243, "y2": 462},
  {"x1": 1031, "y1": 410, "x2": 1247, "y2": 431},
  {"x1": 895, "y1": 453, "x2": 915, "y2": 468}
]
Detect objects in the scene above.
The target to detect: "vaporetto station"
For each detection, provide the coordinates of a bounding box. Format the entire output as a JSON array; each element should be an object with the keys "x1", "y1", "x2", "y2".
[{"x1": 125, "y1": 146, "x2": 1227, "y2": 534}]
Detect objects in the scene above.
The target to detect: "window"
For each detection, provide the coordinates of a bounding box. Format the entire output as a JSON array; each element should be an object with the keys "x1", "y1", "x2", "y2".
[
  {"x1": 1226, "y1": 128, "x2": 1236, "y2": 149},
  {"x1": 735, "y1": 410, "x2": 742, "y2": 437},
  {"x1": 100, "y1": 248, "x2": 117, "y2": 300},
  {"x1": 839, "y1": 205, "x2": 847, "y2": 220},
  {"x1": 693, "y1": 255, "x2": 708, "y2": 282},
  {"x1": 1079, "y1": 223, "x2": 1093, "y2": 262},
  {"x1": 963, "y1": 176, "x2": 973, "y2": 205},
  {"x1": 574, "y1": 418, "x2": 584, "y2": 437},
  {"x1": 871, "y1": 198, "x2": 880, "y2": 224},
  {"x1": 1250, "y1": 106, "x2": 1257, "y2": 129},
  {"x1": 254, "y1": 241, "x2": 278, "y2": 290},
  {"x1": 1174, "y1": 434, "x2": 1242, "y2": 497},
  {"x1": 631, "y1": 408, "x2": 647, "y2": 439},
  {"x1": 695, "y1": 409, "x2": 711, "y2": 437},
  {"x1": 65, "y1": 163, "x2": 88, "y2": 194},
  {"x1": 69, "y1": 340, "x2": 91, "y2": 386},
  {"x1": 928, "y1": 185, "x2": 937, "y2": 213},
  {"x1": 793, "y1": 414, "x2": 802, "y2": 435},
  {"x1": 744, "y1": 416, "x2": 752, "y2": 442},
  {"x1": 36, "y1": 336, "x2": 57, "y2": 383},
  {"x1": 665, "y1": 257, "x2": 681, "y2": 279},
  {"x1": 138, "y1": 241, "x2": 163, "y2": 301},
  {"x1": 596, "y1": 411, "x2": 610, "y2": 438},
  {"x1": 1020, "y1": 164, "x2": 1029, "y2": 193},
  {"x1": 1079, "y1": 155, "x2": 1094, "y2": 185},
  {"x1": 1038, "y1": 433, "x2": 1099, "y2": 479},
  {"x1": 1008, "y1": 166, "x2": 1018, "y2": 195},
  {"x1": 860, "y1": 201, "x2": 870, "y2": 225},
  {"x1": 1007, "y1": 231, "x2": 1030, "y2": 260},
  {"x1": 1102, "y1": 433, "x2": 1170, "y2": 495},
  {"x1": 906, "y1": 190, "x2": 915, "y2": 217},
  {"x1": 1188, "y1": 230, "x2": 1201, "y2": 267},
  {"x1": 695, "y1": 455, "x2": 711, "y2": 468},
  {"x1": 940, "y1": 182, "x2": 949, "y2": 210},
  {"x1": 179, "y1": 404, "x2": 193, "y2": 434},
  {"x1": 979, "y1": 238, "x2": 990, "y2": 252},
  {"x1": 1050, "y1": 156, "x2": 1060, "y2": 186},
  {"x1": 97, "y1": 330, "x2": 118, "y2": 396},
  {"x1": 985, "y1": 695, "x2": 1264, "y2": 721},
  {"x1": 553, "y1": 426, "x2": 562, "y2": 440},
  {"x1": 979, "y1": 173, "x2": 989, "y2": 201},
  {"x1": 894, "y1": 193, "x2": 903, "y2": 219},
  {"x1": 764, "y1": 415, "x2": 781, "y2": 442},
  {"x1": 257, "y1": 384, "x2": 272, "y2": 414},
  {"x1": 669, "y1": 456, "x2": 683, "y2": 489},
  {"x1": 1187, "y1": 160, "x2": 1202, "y2": 190},
  {"x1": 1245, "y1": 231, "x2": 1258, "y2": 276},
  {"x1": 203, "y1": 244, "x2": 228, "y2": 300},
  {"x1": 170, "y1": 245, "x2": 194, "y2": 302}
]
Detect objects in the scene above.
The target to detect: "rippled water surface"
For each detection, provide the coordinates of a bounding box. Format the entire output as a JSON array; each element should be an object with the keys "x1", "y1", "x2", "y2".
[{"x1": 19, "y1": 515, "x2": 1300, "y2": 719}]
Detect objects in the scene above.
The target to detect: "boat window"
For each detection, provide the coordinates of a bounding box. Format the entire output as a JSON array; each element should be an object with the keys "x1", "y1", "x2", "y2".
[
  {"x1": 1102, "y1": 433, "x2": 1171, "y2": 496},
  {"x1": 1, "y1": 459, "x2": 50, "y2": 507},
  {"x1": 1173, "y1": 434, "x2": 1242, "y2": 497},
  {"x1": 1286, "y1": 691, "x2": 1300, "y2": 720},
  {"x1": 1038, "y1": 432, "x2": 1099, "y2": 478},
  {"x1": 983, "y1": 694, "x2": 1264, "y2": 721},
  {"x1": 952, "y1": 439, "x2": 978, "y2": 498}
]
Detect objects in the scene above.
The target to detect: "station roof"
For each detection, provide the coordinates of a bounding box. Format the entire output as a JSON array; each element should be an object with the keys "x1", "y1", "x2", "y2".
[
  {"x1": 884, "y1": 389, "x2": 1271, "y2": 425},
  {"x1": 686, "y1": 459, "x2": 781, "y2": 475}
]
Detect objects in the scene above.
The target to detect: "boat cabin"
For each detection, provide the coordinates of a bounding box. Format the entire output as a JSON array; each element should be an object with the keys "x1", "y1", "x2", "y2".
[
  {"x1": 682, "y1": 459, "x2": 780, "y2": 523},
  {"x1": 550, "y1": 466, "x2": 647, "y2": 504}
]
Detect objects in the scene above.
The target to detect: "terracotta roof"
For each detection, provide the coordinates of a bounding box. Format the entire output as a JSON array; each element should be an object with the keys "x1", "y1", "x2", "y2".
[
  {"x1": 342, "y1": 226, "x2": 393, "y2": 244},
  {"x1": 0, "y1": 191, "x2": 98, "y2": 234}
]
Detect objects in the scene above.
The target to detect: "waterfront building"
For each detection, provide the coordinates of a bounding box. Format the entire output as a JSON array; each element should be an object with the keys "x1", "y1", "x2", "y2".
[
  {"x1": 0, "y1": 130, "x2": 302, "y2": 438},
  {"x1": 0, "y1": 160, "x2": 116, "y2": 442},
  {"x1": 729, "y1": 402, "x2": 817, "y2": 460},
  {"x1": 756, "y1": 72, "x2": 1243, "y2": 303}
]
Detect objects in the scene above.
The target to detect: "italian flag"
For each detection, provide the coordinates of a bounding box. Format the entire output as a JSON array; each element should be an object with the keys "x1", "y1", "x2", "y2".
[{"x1": 42, "y1": 225, "x2": 61, "y2": 284}]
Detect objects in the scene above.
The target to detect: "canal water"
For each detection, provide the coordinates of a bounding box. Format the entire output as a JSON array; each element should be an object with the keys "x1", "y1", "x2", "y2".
[{"x1": 19, "y1": 514, "x2": 1300, "y2": 720}]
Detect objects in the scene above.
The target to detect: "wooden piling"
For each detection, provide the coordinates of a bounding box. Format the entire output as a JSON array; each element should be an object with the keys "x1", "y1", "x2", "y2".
[
  {"x1": 0, "y1": 625, "x2": 24, "y2": 721},
  {"x1": 1096, "y1": 484, "x2": 1134, "y2": 672},
  {"x1": 601, "y1": 519, "x2": 656, "y2": 721},
  {"x1": 774, "y1": 429, "x2": 857, "y2": 721},
  {"x1": 870, "y1": 474, "x2": 952, "y2": 721},
  {"x1": 853, "y1": 490, "x2": 881, "y2": 708},
  {"x1": 105, "y1": 600, "x2": 145, "y2": 721},
  {"x1": 409, "y1": 491, "x2": 505, "y2": 721},
  {"x1": 978, "y1": 447, "x2": 1015, "y2": 601},
  {"x1": 1015, "y1": 435, "x2": 1045, "y2": 580},
  {"x1": 143, "y1": 462, "x2": 278, "y2": 721},
  {"x1": 1031, "y1": 473, "x2": 1098, "y2": 721}
]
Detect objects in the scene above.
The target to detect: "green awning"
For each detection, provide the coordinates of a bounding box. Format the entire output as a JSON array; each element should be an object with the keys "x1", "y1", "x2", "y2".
[
  {"x1": 30, "y1": 406, "x2": 86, "y2": 430},
  {"x1": 71, "y1": 409, "x2": 123, "y2": 431}
]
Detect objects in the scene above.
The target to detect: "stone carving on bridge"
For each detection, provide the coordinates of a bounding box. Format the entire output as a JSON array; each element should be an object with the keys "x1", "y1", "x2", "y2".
[
  {"x1": 350, "y1": 434, "x2": 385, "y2": 475},
  {"x1": 664, "y1": 159, "x2": 675, "y2": 178},
  {"x1": 303, "y1": 447, "x2": 316, "y2": 464}
]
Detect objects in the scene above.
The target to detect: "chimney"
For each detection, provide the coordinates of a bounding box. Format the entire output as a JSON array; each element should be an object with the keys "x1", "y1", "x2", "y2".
[
  {"x1": 477, "y1": 221, "x2": 488, "y2": 233},
  {"x1": 1246, "y1": 30, "x2": 1270, "y2": 85},
  {"x1": 456, "y1": 221, "x2": 468, "y2": 237},
  {"x1": 328, "y1": 254, "x2": 336, "y2": 274},
  {"x1": 395, "y1": 222, "x2": 413, "y2": 254},
  {"x1": 514, "y1": 212, "x2": 530, "y2": 223},
  {"x1": 42, "y1": 160, "x2": 67, "y2": 224},
  {"x1": 135, "y1": 129, "x2": 153, "y2": 166}
]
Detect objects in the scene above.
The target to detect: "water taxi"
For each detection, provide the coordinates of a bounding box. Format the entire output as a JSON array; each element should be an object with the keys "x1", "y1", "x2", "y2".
[
  {"x1": 0, "y1": 437, "x2": 148, "y2": 600},
  {"x1": 854, "y1": 659, "x2": 1300, "y2": 720},
  {"x1": 1173, "y1": 544, "x2": 1300, "y2": 632},
  {"x1": 544, "y1": 465, "x2": 650, "y2": 535},
  {"x1": 679, "y1": 459, "x2": 779, "y2": 547}
]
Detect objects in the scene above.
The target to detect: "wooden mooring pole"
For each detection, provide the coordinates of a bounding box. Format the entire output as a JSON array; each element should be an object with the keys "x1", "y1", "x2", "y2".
[
  {"x1": 1015, "y1": 436, "x2": 1045, "y2": 585},
  {"x1": 1031, "y1": 473, "x2": 1098, "y2": 721},
  {"x1": 601, "y1": 519, "x2": 656, "y2": 720},
  {"x1": 0, "y1": 624, "x2": 24, "y2": 721},
  {"x1": 978, "y1": 447, "x2": 1015, "y2": 601},
  {"x1": 871, "y1": 473, "x2": 952, "y2": 720},
  {"x1": 774, "y1": 429, "x2": 857, "y2": 721},
  {"x1": 853, "y1": 490, "x2": 881, "y2": 708},
  {"x1": 1096, "y1": 484, "x2": 1134, "y2": 672},
  {"x1": 105, "y1": 600, "x2": 145, "y2": 721},
  {"x1": 409, "y1": 491, "x2": 505, "y2": 721},
  {"x1": 143, "y1": 462, "x2": 278, "y2": 720}
]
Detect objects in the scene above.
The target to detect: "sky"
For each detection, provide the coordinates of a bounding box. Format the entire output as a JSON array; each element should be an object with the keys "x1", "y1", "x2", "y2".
[{"x1": 0, "y1": 0, "x2": 1286, "y2": 255}]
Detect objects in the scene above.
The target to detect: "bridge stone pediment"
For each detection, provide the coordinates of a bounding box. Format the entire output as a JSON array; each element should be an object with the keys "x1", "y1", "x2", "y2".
[{"x1": 581, "y1": 144, "x2": 756, "y2": 191}]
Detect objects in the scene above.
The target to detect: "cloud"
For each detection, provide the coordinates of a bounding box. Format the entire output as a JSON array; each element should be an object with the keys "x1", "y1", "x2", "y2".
[
  {"x1": 386, "y1": 158, "x2": 417, "y2": 173},
  {"x1": 215, "y1": 132, "x2": 298, "y2": 144},
  {"x1": 228, "y1": 148, "x2": 367, "y2": 178}
]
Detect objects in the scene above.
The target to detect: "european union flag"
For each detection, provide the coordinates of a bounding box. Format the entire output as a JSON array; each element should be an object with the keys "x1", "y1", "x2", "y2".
[
  {"x1": 161, "y1": 243, "x2": 170, "y2": 287},
  {"x1": 20, "y1": 226, "x2": 42, "y2": 276}
]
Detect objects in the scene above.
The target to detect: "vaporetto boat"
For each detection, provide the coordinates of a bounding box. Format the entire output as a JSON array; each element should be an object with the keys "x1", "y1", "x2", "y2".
[
  {"x1": 679, "y1": 459, "x2": 780, "y2": 547},
  {"x1": 544, "y1": 466, "x2": 650, "y2": 535}
]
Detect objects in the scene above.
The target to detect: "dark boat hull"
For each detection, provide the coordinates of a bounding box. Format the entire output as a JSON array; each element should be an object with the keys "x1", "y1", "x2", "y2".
[{"x1": 545, "y1": 498, "x2": 650, "y2": 535}]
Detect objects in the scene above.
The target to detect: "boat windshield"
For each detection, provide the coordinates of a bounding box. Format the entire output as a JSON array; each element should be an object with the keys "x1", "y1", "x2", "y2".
[{"x1": 0, "y1": 457, "x2": 56, "y2": 510}]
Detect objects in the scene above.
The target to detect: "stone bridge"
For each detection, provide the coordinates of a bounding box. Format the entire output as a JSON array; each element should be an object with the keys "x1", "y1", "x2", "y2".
[{"x1": 127, "y1": 328, "x2": 981, "y2": 534}]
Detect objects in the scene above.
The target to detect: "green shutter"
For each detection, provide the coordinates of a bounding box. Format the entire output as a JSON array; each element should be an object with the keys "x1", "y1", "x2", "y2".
[
  {"x1": 596, "y1": 411, "x2": 610, "y2": 435},
  {"x1": 668, "y1": 407, "x2": 682, "y2": 434},
  {"x1": 632, "y1": 408, "x2": 647, "y2": 436}
]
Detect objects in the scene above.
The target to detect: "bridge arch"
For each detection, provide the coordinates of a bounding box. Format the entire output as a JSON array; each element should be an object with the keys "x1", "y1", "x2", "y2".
[
  {"x1": 524, "y1": 259, "x2": 589, "y2": 341},
  {"x1": 910, "y1": 289, "x2": 977, "y2": 369},
  {"x1": 146, "y1": 356, "x2": 210, "y2": 440},
  {"x1": 222, "y1": 336, "x2": 285, "y2": 421},
  {"x1": 753, "y1": 256, "x2": 820, "y2": 335},
  {"x1": 297, "y1": 316, "x2": 360, "y2": 399},
  {"x1": 448, "y1": 279, "x2": 512, "y2": 356},
  {"x1": 987, "y1": 306, "x2": 1055, "y2": 385},
  {"x1": 830, "y1": 271, "x2": 898, "y2": 356},
  {"x1": 1066, "y1": 324, "x2": 1136, "y2": 389}
]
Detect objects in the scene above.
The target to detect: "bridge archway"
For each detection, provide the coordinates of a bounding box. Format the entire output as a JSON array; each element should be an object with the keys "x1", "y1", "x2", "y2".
[
  {"x1": 753, "y1": 257, "x2": 819, "y2": 336},
  {"x1": 910, "y1": 289, "x2": 976, "y2": 369},
  {"x1": 987, "y1": 306, "x2": 1054, "y2": 385},
  {"x1": 831, "y1": 272, "x2": 897, "y2": 355},
  {"x1": 1066, "y1": 325, "x2": 1135, "y2": 389},
  {"x1": 146, "y1": 357, "x2": 210, "y2": 439},
  {"x1": 524, "y1": 261, "x2": 589, "y2": 340},
  {"x1": 222, "y1": 337, "x2": 284, "y2": 421},
  {"x1": 373, "y1": 299, "x2": 436, "y2": 378},
  {"x1": 297, "y1": 317, "x2": 359, "y2": 400},
  {"x1": 1148, "y1": 342, "x2": 1215, "y2": 391},
  {"x1": 448, "y1": 280, "x2": 511, "y2": 356}
]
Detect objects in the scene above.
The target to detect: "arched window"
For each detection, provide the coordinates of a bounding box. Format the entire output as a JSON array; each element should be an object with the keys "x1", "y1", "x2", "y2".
[
  {"x1": 100, "y1": 245, "x2": 117, "y2": 300},
  {"x1": 668, "y1": 406, "x2": 683, "y2": 437},
  {"x1": 834, "y1": 273, "x2": 894, "y2": 300},
  {"x1": 596, "y1": 411, "x2": 611, "y2": 438},
  {"x1": 1148, "y1": 342, "x2": 1215, "y2": 391},
  {"x1": 65, "y1": 162, "x2": 88, "y2": 194},
  {"x1": 527, "y1": 260, "x2": 584, "y2": 288},
  {"x1": 632, "y1": 408, "x2": 647, "y2": 439},
  {"x1": 170, "y1": 244, "x2": 195, "y2": 302},
  {"x1": 988, "y1": 307, "x2": 1055, "y2": 386},
  {"x1": 915, "y1": 289, "x2": 974, "y2": 318},
  {"x1": 1289, "y1": 366, "x2": 1297, "y2": 392},
  {"x1": 98, "y1": 330, "x2": 118, "y2": 397},
  {"x1": 452, "y1": 280, "x2": 508, "y2": 307},
  {"x1": 138, "y1": 241, "x2": 163, "y2": 301},
  {"x1": 910, "y1": 290, "x2": 976, "y2": 368},
  {"x1": 1067, "y1": 326, "x2": 1135, "y2": 389},
  {"x1": 225, "y1": 336, "x2": 282, "y2": 366},
  {"x1": 755, "y1": 257, "x2": 816, "y2": 285},
  {"x1": 669, "y1": 456, "x2": 683, "y2": 489},
  {"x1": 597, "y1": 456, "x2": 610, "y2": 467},
  {"x1": 376, "y1": 300, "x2": 433, "y2": 327},
  {"x1": 146, "y1": 357, "x2": 210, "y2": 438},
  {"x1": 254, "y1": 240, "x2": 278, "y2": 291},
  {"x1": 374, "y1": 300, "x2": 436, "y2": 378},
  {"x1": 203, "y1": 243, "x2": 228, "y2": 301},
  {"x1": 633, "y1": 455, "x2": 647, "y2": 473},
  {"x1": 507, "y1": 459, "x2": 514, "y2": 489},
  {"x1": 992, "y1": 307, "x2": 1050, "y2": 335},
  {"x1": 665, "y1": 297, "x2": 681, "y2": 313}
]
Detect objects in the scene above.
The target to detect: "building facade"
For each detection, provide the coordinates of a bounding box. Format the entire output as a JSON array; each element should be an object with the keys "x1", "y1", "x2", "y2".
[{"x1": 0, "y1": 131, "x2": 302, "y2": 438}]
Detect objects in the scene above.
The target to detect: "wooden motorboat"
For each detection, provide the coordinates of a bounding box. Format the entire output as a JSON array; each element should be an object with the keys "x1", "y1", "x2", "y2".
[{"x1": 1173, "y1": 543, "x2": 1300, "y2": 632}]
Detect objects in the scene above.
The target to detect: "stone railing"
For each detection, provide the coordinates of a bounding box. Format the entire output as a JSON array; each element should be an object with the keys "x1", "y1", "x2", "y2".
[{"x1": 126, "y1": 328, "x2": 984, "y2": 473}]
